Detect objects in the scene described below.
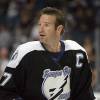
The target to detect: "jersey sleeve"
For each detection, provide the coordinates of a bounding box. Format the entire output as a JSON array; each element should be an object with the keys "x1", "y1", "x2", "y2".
[
  {"x1": 0, "y1": 46, "x2": 25, "y2": 100},
  {"x1": 71, "y1": 50, "x2": 95, "y2": 100}
]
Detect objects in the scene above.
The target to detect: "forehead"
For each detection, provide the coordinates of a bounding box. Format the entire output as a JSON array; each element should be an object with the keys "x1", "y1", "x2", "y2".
[{"x1": 39, "y1": 14, "x2": 56, "y2": 23}]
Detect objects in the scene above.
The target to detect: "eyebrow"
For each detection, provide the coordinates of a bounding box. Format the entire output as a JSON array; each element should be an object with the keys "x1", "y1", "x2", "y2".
[{"x1": 38, "y1": 22, "x2": 54, "y2": 25}]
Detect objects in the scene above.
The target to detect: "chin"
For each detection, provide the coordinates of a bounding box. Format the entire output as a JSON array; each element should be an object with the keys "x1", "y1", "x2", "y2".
[{"x1": 39, "y1": 39, "x2": 46, "y2": 44}]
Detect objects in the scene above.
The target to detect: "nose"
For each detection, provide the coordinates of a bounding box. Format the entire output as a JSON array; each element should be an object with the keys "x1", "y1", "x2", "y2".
[{"x1": 39, "y1": 24, "x2": 44, "y2": 33}]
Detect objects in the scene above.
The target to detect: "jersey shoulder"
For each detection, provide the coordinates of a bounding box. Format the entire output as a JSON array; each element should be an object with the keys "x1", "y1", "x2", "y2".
[
  {"x1": 19, "y1": 41, "x2": 44, "y2": 51},
  {"x1": 7, "y1": 41, "x2": 44, "y2": 68},
  {"x1": 63, "y1": 40, "x2": 86, "y2": 52}
]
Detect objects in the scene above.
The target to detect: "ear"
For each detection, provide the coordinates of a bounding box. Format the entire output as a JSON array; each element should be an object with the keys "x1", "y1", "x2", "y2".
[{"x1": 57, "y1": 25, "x2": 64, "y2": 34}]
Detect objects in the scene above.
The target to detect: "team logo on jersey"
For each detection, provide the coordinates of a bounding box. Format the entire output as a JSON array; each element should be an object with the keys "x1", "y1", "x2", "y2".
[{"x1": 42, "y1": 66, "x2": 71, "y2": 100}]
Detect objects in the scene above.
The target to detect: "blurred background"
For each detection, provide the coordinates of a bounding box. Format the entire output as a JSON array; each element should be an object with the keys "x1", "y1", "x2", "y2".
[{"x1": 0, "y1": 0, "x2": 100, "y2": 99}]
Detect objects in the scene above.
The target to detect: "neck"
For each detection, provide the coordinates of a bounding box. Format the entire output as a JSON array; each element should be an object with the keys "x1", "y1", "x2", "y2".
[{"x1": 43, "y1": 41, "x2": 61, "y2": 53}]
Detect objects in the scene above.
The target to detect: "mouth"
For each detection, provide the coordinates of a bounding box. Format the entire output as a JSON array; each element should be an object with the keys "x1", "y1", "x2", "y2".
[
  {"x1": 40, "y1": 34, "x2": 45, "y2": 37},
  {"x1": 40, "y1": 34, "x2": 45, "y2": 36}
]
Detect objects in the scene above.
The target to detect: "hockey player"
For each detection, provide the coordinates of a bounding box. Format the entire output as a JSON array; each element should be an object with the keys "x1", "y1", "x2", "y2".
[{"x1": 0, "y1": 7, "x2": 95, "y2": 100}]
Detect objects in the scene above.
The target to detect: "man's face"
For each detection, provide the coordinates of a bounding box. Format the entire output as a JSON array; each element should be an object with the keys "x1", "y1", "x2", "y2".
[{"x1": 38, "y1": 14, "x2": 58, "y2": 44}]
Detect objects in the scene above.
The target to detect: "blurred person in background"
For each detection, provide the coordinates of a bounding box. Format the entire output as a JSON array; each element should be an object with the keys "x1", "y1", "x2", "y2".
[
  {"x1": 65, "y1": 0, "x2": 96, "y2": 46},
  {"x1": 6, "y1": 0, "x2": 19, "y2": 30},
  {"x1": 83, "y1": 36, "x2": 97, "y2": 89},
  {"x1": 0, "y1": 0, "x2": 11, "y2": 24},
  {"x1": 0, "y1": 24, "x2": 13, "y2": 49},
  {"x1": 70, "y1": 6, "x2": 95, "y2": 45},
  {"x1": 12, "y1": 6, "x2": 33, "y2": 50},
  {"x1": 0, "y1": 47, "x2": 9, "y2": 78}
]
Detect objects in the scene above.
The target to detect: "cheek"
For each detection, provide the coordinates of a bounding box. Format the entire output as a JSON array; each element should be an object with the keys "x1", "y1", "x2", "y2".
[
  {"x1": 45, "y1": 27, "x2": 56, "y2": 36},
  {"x1": 48, "y1": 27, "x2": 55, "y2": 33},
  {"x1": 47, "y1": 30, "x2": 55, "y2": 37}
]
